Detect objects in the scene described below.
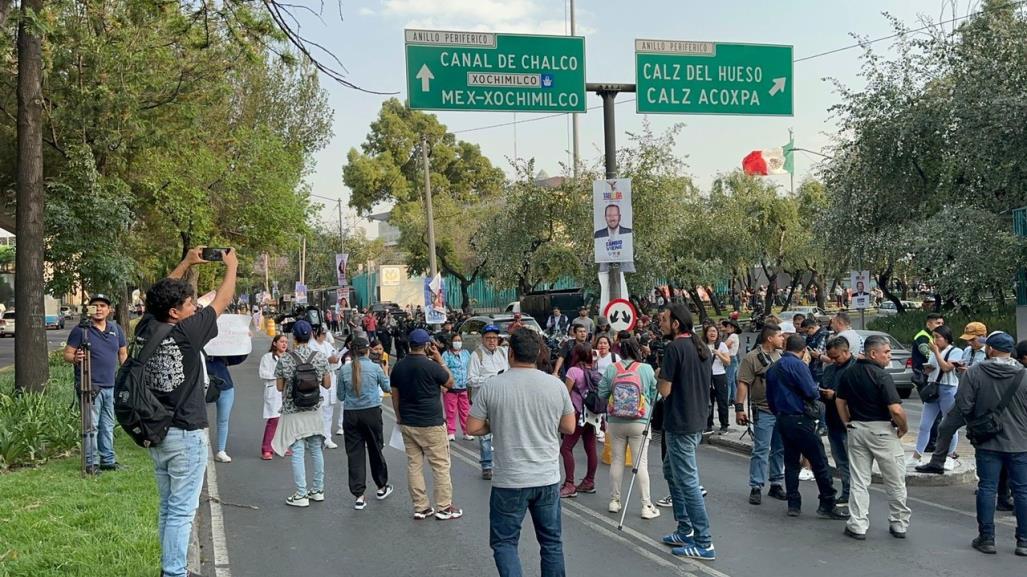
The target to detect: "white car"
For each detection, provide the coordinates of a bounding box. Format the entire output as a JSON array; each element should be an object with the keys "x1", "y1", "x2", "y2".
[
  {"x1": 878, "y1": 301, "x2": 921, "y2": 316},
  {"x1": 0, "y1": 310, "x2": 15, "y2": 337}
]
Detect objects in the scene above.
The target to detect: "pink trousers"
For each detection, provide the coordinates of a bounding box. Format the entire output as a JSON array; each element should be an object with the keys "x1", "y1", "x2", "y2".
[{"x1": 444, "y1": 390, "x2": 470, "y2": 436}]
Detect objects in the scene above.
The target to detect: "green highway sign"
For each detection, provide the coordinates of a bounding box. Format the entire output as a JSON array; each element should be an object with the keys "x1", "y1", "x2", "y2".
[
  {"x1": 635, "y1": 40, "x2": 793, "y2": 116},
  {"x1": 405, "y1": 29, "x2": 586, "y2": 113}
]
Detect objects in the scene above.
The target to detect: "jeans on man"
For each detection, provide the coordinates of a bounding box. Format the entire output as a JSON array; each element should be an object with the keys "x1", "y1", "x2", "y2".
[
  {"x1": 290, "y1": 434, "x2": 325, "y2": 495},
  {"x1": 85, "y1": 386, "x2": 117, "y2": 466},
  {"x1": 663, "y1": 431, "x2": 713, "y2": 548},
  {"x1": 748, "y1": 409, "x2": 785, "y2": 489},
  {"x1": 826, "y1": 423, "x2": 851, "y2": 502},
  {"x1": 777, "y1": 414, "x2": 837, "y2": 511},
  {"x1": 480, "y1": 433, "x2": 494, "y2": 471},
  {"x1": 490, "y1": 484, "x2": 565, "y2": 577},
  {"x1": 975, "y1": 449, "x2": 1027, "y2": 540},
  {"x1": 149, "y1": 428, "x2": 208, "y2": 577}
]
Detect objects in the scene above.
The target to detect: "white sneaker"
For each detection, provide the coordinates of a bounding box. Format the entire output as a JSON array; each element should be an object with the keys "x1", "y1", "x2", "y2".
[
  {"x1": 905, "y1": 455, "x2": 924, "y2": 468},
  {"x1": 597, "y1": 430, "x2": 606, "y2": 443},
  {"x1": 447, "y1": 434, "x2": 456, "y2": 441},
  {"x1": 463, "y1": 435, "x2": 475, "y2": 441},
  {"x1": 641, "y1": 504, "x2": 661, "y2": 520},
  {"x1": 214, "y1": 451, "x2": 232, "y2": 463},
  {"x1": 324, "y1": 440, "x2": 339, "y2": 449},
  {"x1": 944, "y1": 456, "x2": 958, "y2": 471},
  {"x1": 336, "y1": 427, "x2": 345, "y2": 436},
  {"x1": 799, "y1": 468, "x2": 814, "y2": 481},
  {"x1": 608, "y1": 499, "x2": 622, "y2": 513},
  {"x1": 286, "y1": 492, "x2": 309, "y2": 507}
]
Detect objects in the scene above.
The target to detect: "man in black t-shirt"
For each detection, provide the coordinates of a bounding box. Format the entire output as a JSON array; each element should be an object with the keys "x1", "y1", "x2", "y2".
[
  {"x1": 837, "y1": 334, "x2": 910, "y2": 540},
  {"x1": 390, "y1": 328, "x2": 462, "y2": 521},
  {"x1": 135, "y1": 246, "x2": 237, "y2": 577},
  {"x1": 552, "y1": 323, "x2": 589, "y2": 378}
]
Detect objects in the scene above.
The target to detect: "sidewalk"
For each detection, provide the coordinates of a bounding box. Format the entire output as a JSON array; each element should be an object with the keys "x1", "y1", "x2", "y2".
[{"x1": 705, "y1": 422, "x2": 977, "y2": 487}]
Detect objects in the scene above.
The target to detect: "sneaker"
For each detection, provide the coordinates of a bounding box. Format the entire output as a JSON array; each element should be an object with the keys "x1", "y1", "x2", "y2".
[
  {"x1": 482, "y1": 469, "x2": 493, "y2": 481},
  {"x1": 376, "y1": 484, "x2": 394, "y2": 500},
  {"x1": 799, "y1": 468, "x2": 814, "y2": 481},
  {"x1": 656, "y1": 495, "x2": 673, "y2": 508},
  {"x1": 354, "y1": 496, "x2": 366, "y2": 510},
  {"x1": 905, "y1": 455, "x2": 923, "y2": 468},
  {"x1": 447, "y1": 434, "x2": 456, "y2": 442},
  {"x1": 944, "y1": 456, "x2": 958, "y2": 471},
  {"x1": 1016, "y1": 539, "x2": 1027, "y2": 557},
  {"x1": 661, "y1": 532, "x2": 695, "y2": 547},
  {"x1": 286, "y1": 492, "x2": 309, "y2": 507},
  {"x1": 889, "y1": 526, "x2": 906, "y2": 539},
  {"x1": 98, "y1": 462, "x2": 121, "y2": 471},
  {"x1": 324, "y1": 440, "x2": 339, "y2": 449},
  {"x1": 768, "y1": 485, "x2": 787, "y2": 501},
  {"x1": 749, "y1": 488, "x2": 762, "y2": 505},
  {"x1": 817, "y1": 506, "x2": 849, "y2": 520},
  {"x1": 413, "y1": 507, "x2": 434, "y2": 520},
  {"x1": 336, "y1": 427, "x2": 345, "y2": 436},
  {"x1": 261, "y1": 452, "x2": 273, "y2": 461},
  {"x1": 844, "y1": 527, "x2": 866, "y2": 540},
  {"x1": 463, "y1": 434, "x2": 475, "y2": 441},
  {"x1": 608, "y1": 499, "x2": 622, "y2": 513},
  {"x1": 560, "y1": 483, "x2": 578, "y2": 498},
  {"x1": 597, "y1": 430, "x2": 606, "y2": 443},
  {"x1": 306, "y1": 489, "x2": 325, "y2": 502},
  {"x1": 787, "y1": 508, "x2": 801, "y2": 517},
  {"x1": 435, "y1": 505, "x2": 463, "y2": 520},
  {"x1": 640, "y1": 504, "x2": 661, "y2": 520},
  {"x1": 703, "y1": 427, "x2": 715, "y2": 434},
  {"x1": 700, "y1": 485, "x2": 708, "y2": 497},
  {"x1": 971, "y1": 536, "x2": 996, "y2": 554},
  {"x1": 915, "y1": 462, "x2": 945, "y2": 474},
  {"x1": 214, "y1": 451, "x2": 232, "y2": 463},
  {"x1": 997, "y1": 498, "x2": 1015, "y2": 512},
  {"x1": 576, "y1": 481, "x2": 597, "y2": 494},
  {"x1": 672, "y1": 544, "x2": 716, "y2": 561},
  {"x1": 718, "y1": 425, "x2": 730, "y2": 433}
]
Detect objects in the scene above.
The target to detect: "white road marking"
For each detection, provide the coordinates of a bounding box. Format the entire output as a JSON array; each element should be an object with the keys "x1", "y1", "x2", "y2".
[{"x1": 207, "y1": 444, "x2": 233, "y2": 577}]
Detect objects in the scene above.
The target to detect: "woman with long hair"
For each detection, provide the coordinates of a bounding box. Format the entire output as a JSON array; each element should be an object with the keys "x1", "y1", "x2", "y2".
[
  {"x1": 594, "y1": 335, "x2": 619, "y2": 373},
  {"x1": 337, "y1": 336, "x2": 394, "y2": 510},
  {"x1": 913, "y1": 324, "x2": 963, "y2": 464},
  {"x1": 560, "y1": 342, "x2": 599, "y2": 498},
  {"x1": 704, "y1": 325, "x2": 732, "y2": 433},
  {"x1": 258, "y1": 335, "x2": 288, "y2": 460}
]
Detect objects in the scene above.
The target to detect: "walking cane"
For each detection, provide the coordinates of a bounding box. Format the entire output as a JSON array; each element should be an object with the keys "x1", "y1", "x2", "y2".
[{"x1": 617, "y1": 392, "x2": 661, "y2": 531}]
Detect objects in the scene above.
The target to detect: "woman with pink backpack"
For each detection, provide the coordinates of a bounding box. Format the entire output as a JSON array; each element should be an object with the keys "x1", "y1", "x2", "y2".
[{"x1": 599, "y1": 336, "x2": 660, "y2": 519}]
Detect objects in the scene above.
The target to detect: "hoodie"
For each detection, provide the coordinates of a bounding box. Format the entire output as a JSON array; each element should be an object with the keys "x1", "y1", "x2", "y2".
[{"x1": 954, "y1": 358, "x2": 1027, "y2": 452}]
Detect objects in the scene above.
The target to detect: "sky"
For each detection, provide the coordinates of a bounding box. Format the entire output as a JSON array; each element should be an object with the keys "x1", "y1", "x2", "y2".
[{"x1": 295, "y1": 0, "x2": 975, "y2": 233}]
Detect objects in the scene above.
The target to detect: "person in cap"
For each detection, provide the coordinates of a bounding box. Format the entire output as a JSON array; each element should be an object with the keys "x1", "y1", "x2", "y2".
[
  {"x1": 63, "y1": 294, "x2": 128, "y2": 474},
  {"x1": 594, "y1": 315, "x2": 613, "y2": 342},
  {"x1": 469, "y1": 324, "x2": 510, "y2": 480},
  {"x1": 273, "y1": 319, "x2": 332, "y2": 507},
  {"x1": 572, "y1": 306, "x2": 594, "y2": 336},
  {"x1": 390, "y1": 328, "x2": 463, "y2": 520},
  {"x1": 337, "y1": 335, "x2": 394, "y2": 510},
  {"x1": 958, "y1": 322, "x2": 989, "y2": 373}
]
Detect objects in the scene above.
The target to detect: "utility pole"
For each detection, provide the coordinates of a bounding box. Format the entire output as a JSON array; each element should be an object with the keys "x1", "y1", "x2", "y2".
[
  {"x1": 789, "y1": 128, "x2": 795, "y2": 196},
  {"x1": 421, "y1": 134, "x2": 439, "y2": 279},
  {"x1": 570, "y1": 0, "x2": 580, "y2": 178},
  {"x1": 337, "y1": 198, "x2": 344, "y2": 245}
]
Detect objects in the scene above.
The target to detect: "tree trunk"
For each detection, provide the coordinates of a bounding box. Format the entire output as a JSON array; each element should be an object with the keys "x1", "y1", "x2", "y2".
[
  {"x1": 14, "y1": 0, "x2": 48, "y2": 393},
  {"x1": 459, "y1": 278, "x2": 472, "y2": 312},
  {"x1": 781, "y1": 271, "x2": 802, "y2": 310},
  {"x1": 876, "y1": 263, "x2": 904, "y2": 314},
  {"x1": 117, "y1": 282, "x2": 132, "y2": 334},
  {"x1": 687, "y1": 282, "x2": 709, "y2": 323},
  {"x1": 707, "y1": 286, "x2": 723, "y2": 316},
  {"x1": 807, "y1": 265, "x2": 827, "y2": 310}
]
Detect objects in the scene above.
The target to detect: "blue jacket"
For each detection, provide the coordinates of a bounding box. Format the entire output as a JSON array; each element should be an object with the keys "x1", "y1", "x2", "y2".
[
  {"x1": 442, "y1": 350, "x2": 471, "y2": 390},
  {"x1": 337, "y1": 356, "x2": 391, "y2": 409},
  {"x1": 766, "y1": 352, "x2": 819, "y2": 416}
]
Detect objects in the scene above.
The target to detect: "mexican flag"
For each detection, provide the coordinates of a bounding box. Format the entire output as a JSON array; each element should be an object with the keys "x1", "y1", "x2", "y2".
[{"x1": 742, "y1": 138, "x2": 794, "y2": 176}]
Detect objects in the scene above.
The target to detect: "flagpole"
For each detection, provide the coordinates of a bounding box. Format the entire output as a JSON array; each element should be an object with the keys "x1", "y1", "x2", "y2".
[{"x1": 789, "y1": 128, "x2": 794, "y2": 195}]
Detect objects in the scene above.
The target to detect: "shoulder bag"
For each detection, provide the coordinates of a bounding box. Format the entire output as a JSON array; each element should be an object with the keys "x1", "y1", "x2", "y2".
[{"x1": 918, "y1": 347, "x2": 954, "y2": 403}]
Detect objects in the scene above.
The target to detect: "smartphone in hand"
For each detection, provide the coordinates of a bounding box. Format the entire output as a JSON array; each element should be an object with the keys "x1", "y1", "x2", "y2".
[{"x1": 201, "y1": 247, "x2": 230, "y2": 261}]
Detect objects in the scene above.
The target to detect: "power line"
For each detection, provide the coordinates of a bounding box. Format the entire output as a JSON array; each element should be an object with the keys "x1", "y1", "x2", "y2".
[{"x1": 450, "y1": 2, "x2": 1023, "y2": 136}]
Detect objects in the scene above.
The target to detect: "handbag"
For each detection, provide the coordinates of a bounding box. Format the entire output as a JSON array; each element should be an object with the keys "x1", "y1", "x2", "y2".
[
  {"x1": 918, "y1": 348, "x2": 954, "y2": 403},
  {"x1": 966, "y1": 369, "x2": 1026, "y2": 445},
  {"x1": 205, "y1": 375, "x2": 224, "y2": 403}
]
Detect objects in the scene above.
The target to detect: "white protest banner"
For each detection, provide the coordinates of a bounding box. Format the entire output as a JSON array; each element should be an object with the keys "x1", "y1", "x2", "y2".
[{"x1": 203, "y1": 314, "x2": 254, "y2": 357}]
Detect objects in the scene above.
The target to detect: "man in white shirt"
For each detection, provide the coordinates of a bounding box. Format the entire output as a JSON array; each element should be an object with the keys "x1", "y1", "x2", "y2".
[
  {"x1": 468, "y1": 324, "x2": 510, "y2": 480},
  {"x1": 831, "y1": 312, "x2": 864, "y2": 356}
]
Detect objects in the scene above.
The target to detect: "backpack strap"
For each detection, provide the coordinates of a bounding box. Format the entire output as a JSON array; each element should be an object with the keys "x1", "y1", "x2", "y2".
[{"x1": 135, "y1": 322, "x2": 174, "y2": 364}]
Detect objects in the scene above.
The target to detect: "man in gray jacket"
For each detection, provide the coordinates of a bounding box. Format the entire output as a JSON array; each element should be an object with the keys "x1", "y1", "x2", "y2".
[{"x1": 947, "y1": 332, "x2": 1027, "y2": 556}]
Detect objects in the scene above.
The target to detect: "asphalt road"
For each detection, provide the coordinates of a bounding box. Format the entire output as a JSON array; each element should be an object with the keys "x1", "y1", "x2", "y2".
[
  {"x1": 0, "y1": 323, "x2": 75, "y2": 370},
  {"x1": 208, "y1": 342, "x2": 1022, "y2": 577}
]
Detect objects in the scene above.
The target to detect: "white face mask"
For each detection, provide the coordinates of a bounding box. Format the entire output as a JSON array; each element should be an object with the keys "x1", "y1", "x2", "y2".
[{"x1": 452, "y1": 341, "x2": 463, "y2": 351}]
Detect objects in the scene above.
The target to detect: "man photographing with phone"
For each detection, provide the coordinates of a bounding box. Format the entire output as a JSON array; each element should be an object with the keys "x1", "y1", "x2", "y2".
[{"x1": 64, "y1": 294, "x2": 128, "y2": 474}]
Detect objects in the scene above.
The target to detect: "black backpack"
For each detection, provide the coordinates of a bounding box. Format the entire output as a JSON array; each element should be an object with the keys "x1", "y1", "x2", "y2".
[
  {"x1": 114, "y1": 323, "x2": 181, "y2": 448},
  {"x1": 290, "y1": 350, "x2": 322, "y2": 408}
]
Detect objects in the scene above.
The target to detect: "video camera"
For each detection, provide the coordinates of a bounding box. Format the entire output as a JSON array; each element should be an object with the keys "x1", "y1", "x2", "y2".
[{"x1": 277, "y1": 305, "x2": 323, "y2": 334}]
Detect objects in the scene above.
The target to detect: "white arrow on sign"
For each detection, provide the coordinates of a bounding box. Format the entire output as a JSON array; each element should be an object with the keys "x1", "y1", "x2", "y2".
[
  {"x1": 416, "y1": 64, "x2": 435, "y2": 92},
  {"x1": 769, "y1": 77, "x2": 787, "y2": 96}
]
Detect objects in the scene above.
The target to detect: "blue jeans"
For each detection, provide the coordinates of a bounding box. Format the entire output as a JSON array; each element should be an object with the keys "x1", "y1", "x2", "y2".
[
  {"x1": 490, "y1": 484, "x2": 565, "y2": 577},
  {"x1": 663, "y1": 431, "x2": 713, "y2": 548},
  {"x1": 749, "y1": 409, "x2": 785, "y2": 488},
  {"x1": 215, "y1": 387, "x2": 235, "y2": 453},
  {"x1": 85, "y1": 387, "x2": 116, "y2": 466},
  {"x1": 976, "y1": 449, "x2": 1027, "y2": 540},
  {"x1": 149, "y1": 428, "x2": 208, "y2": 577},
  {"x1": 827, "y1": 424, "x2": 850, "y2": 502},
  {"x1": 291, "y1": 435, "x2": 325, "y2": 495},
  {"x1": 480, "y1": 433, "x2": 494, "y2": 471},
  {"x1": 726, "y1": 358, "x2": 739, "y2": 404},
  {"x1": 915, "y1": 385, "x2": 958, "y2": 455}
]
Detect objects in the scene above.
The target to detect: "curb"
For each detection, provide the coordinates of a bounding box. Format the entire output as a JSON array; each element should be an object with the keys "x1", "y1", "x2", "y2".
[{"x1": 704, "y1": 431, "x2": 976, "y2": 487}]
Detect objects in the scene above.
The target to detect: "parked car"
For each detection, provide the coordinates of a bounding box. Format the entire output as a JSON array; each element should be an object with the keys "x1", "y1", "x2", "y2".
[
  {"x1": 60, "y1": 306, "x2": 74, "y2": 319},
  {"x1": 0, "y1": 310, "x2": 15, "y2": 337},
  {"x1": 779, "y1": 307, "x2": 831, "y2": 324},
  {"x1": 457, "y1": 313, "x2": 543, "y2": 352},
  {"x1": 853, "y1": 329, "x2": 914, "y2": 399},
  {"x1": 877, "y1": 301, "x2": 922, "y2": 316}
]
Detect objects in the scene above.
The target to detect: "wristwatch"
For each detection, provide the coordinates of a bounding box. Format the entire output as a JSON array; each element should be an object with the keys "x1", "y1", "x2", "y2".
[{"x1": 734, "y1": 403, "x2": 745, "y2": 413}]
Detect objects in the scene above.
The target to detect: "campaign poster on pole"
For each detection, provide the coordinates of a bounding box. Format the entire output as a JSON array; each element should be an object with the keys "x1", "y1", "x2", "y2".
[
  {"x1": 850, "y1": 270, "x2": 872, "y2": 310},
  {"x1": 424, "y1": 274, "x2": 447, "y2": 325},
  {"x1": 295, "y1": 282, "x2": 308, "y2": 305},
  {"x1": 335, "y1": 253, "x2": 350, "y2": 309},
  {"x1": 593, "y1": 178, "x2": 634, "y2": 265}
]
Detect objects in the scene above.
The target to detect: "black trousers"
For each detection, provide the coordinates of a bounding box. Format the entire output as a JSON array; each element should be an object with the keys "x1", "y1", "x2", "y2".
[
  {"x1": 707, "y1": 373, "x2": 730, "y2": 429},
  {"x1": 776, "y1": 414, "x2": 837, "y2": 511},
  {"x1": 343, "y1": 406, "x2": 389, "y2": 497}
]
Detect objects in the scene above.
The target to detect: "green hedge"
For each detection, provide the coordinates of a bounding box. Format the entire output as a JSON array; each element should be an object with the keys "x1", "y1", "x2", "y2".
[
  {"x1": 867, "y1": 306, "x2": 1017, "y2": 345},
  {"x1": 0, "y1": 360, "x2": 80, "y2": 470}
]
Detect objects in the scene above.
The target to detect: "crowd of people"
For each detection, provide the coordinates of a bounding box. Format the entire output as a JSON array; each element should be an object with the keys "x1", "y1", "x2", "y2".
[{"x1": 66, "y1": 250, "x2": 1027, "y2": 576}]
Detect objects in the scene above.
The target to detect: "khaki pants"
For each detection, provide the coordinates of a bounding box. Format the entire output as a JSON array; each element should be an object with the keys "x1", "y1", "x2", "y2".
[
  {"x1": 846, "y1": 421, "x2": 911, "y2": 534},
  {"x1": 608, "y1": 421, "x2": 652, "y2": 505},
  {"x1": 400, "y1": 424, "x2": 453, "y2": 511}
]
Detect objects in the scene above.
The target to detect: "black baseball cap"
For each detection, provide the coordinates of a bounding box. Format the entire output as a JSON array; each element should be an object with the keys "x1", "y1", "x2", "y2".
[{"x1": 88, "y1": 294, "x2": 112, "y2": 305}]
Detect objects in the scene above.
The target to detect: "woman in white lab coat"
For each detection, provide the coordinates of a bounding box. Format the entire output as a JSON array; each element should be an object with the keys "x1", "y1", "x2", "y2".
[
  {"x1": 309, "y1": 325, "x2": 343, "y2": 448},
  {"x1": 259, "y1": 335, "x2": 288, "y2": 460}
]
